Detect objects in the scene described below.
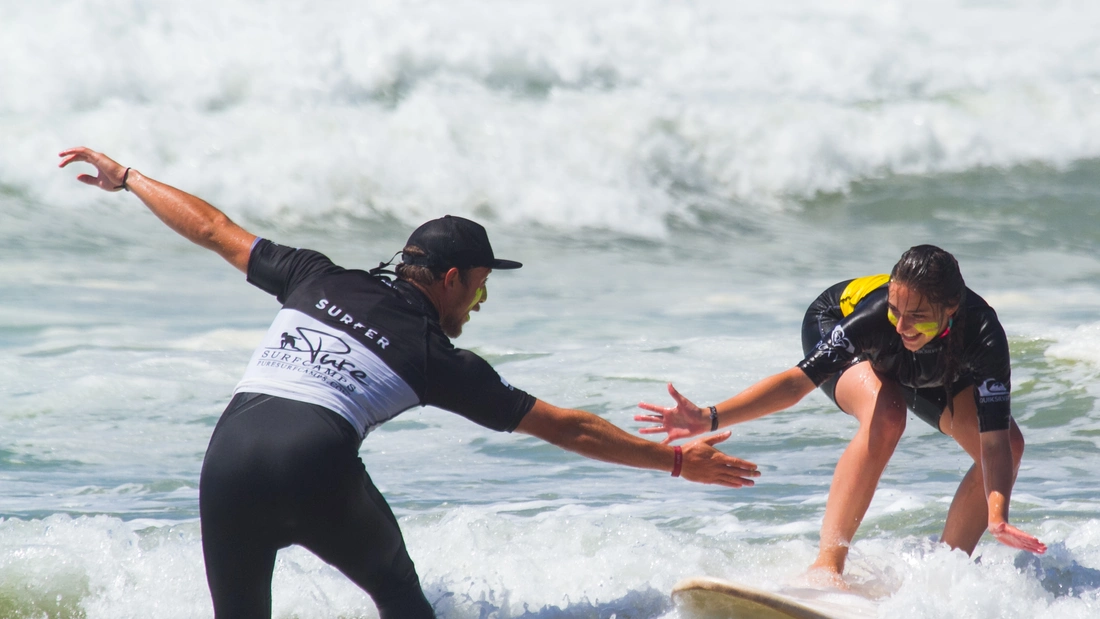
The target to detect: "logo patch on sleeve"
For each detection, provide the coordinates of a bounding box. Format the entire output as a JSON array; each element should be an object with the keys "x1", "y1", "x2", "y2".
[{"x1": 978, "y1": 378, "x2": 1010, "y2": 402}]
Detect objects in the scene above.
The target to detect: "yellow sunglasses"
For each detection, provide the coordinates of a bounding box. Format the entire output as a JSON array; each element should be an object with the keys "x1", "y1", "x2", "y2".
[
  {"x1": 467, "y1": 285, "x2": 486, "y2": 311},
  {"x1": 886, "y1": 308, "x2": 942, "y2": 338}
]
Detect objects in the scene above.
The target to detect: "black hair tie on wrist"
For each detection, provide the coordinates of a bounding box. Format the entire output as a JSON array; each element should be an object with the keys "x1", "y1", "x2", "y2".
[
  {"x1": 709, "y1": 405, "x2": 719, "y2": 431},
  {"x1": 115, "y1": 167, "x2": 131, "y2": 192}
]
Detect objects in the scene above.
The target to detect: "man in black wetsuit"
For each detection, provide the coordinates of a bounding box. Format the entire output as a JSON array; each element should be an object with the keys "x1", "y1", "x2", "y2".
[{"x1": 60, "y1": 146, "x2": 760, "y2": 619}]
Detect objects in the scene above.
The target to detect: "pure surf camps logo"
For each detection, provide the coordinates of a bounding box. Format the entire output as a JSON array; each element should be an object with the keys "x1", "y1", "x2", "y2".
[
  {"x1": 257, "y1": 326, "x2": 369, "y2": 395},
  {"x1": 272, "y1": 327, "x2": 350, "y2": 363}
]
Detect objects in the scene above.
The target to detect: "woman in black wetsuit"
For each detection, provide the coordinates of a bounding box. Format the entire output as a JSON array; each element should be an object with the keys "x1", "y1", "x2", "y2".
[{"x1": 637, "y1": 245, "x2": 1045, "y2": 582}]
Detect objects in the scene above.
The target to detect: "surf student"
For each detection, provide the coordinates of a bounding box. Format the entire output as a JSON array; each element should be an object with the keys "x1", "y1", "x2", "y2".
[
  {"x1": 59, "y1": 146, "x2": 760, "y2": 619},
  {"x1": 636, "y1": 245, "x2": 1046, "y2": 581}
]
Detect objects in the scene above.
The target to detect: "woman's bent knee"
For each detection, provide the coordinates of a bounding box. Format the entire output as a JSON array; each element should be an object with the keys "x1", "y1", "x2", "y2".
[{"x1": 868, "y1": 400, "x2": 907, "y2": 448}]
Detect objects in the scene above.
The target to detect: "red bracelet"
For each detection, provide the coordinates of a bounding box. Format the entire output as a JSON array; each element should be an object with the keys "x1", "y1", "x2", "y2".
[{"x1": 671, "y1": 445, "x2": 683, "y2": 477}]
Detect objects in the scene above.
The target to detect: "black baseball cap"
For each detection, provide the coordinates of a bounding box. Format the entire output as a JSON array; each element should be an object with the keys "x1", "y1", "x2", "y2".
[{"x1": 401, "y1": 215, "x2": 522, "y2": 270}]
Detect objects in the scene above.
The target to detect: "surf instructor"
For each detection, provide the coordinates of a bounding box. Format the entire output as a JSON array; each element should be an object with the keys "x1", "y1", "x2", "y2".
[
  {"x1": 59, "y1": 146, "x2": 760, "y2": 619},
  {"x1": 637, "y1": 245, "x2": 1045, "y2": 584}
]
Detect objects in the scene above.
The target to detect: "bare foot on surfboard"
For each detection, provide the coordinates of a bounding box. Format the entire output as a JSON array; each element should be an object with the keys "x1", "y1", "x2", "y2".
[{"x1": 797, "y1": 566, "x2": 850, "y2": 591}]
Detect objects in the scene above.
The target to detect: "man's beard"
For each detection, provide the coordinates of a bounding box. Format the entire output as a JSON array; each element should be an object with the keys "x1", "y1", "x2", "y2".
[{"x1": 440, "y1": 312, "x2": 467, "y2": 339}]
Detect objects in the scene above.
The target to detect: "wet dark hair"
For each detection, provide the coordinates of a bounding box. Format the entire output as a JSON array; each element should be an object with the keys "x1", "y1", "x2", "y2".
[
  {"x1": 394, "y1": 246, "x2": 472, "y2": 287},
  {"x1": 890, "y1": 244, "x2": 967, "y2": 413}
]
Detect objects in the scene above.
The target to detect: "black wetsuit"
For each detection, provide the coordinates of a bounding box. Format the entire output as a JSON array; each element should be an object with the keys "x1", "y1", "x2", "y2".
[
  {"x1": 199, "y1": 240, "x2": 535, "y2": 619},
  {"x1": 798, "y1": 276, "x2": 1012, "y2": 433}
]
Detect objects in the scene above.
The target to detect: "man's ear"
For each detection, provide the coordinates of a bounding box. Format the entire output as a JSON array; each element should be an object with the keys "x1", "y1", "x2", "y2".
[{"x1": 442, "y1": 267, "x2": 462, "y2": 289}]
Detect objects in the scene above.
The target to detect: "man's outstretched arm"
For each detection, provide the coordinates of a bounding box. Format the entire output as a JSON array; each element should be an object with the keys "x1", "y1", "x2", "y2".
[
  {"x1": 515, "y1": 399, "x2": 760, "y2": 488},
  {"x1": 59, "y1": 147, "x2": 257, "y2": 273}
]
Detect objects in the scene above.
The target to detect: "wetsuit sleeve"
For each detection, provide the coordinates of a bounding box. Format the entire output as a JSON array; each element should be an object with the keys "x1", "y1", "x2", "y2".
[
  {"x1": 423, "y1": 339, "x2": 536, "y2": 432},
  {"x1": 798, "y1": 291, "x2": 889, "y2": 385},
  {"x1": 967, "y1": 308, "x2": 1013, "y2": 433},
  {"x1": 246, "y1": 238, "x2": 343, "y2": 304}
]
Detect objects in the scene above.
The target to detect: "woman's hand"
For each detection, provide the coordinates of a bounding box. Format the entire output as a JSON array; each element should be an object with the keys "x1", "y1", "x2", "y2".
[
  {"x1": 635, "y1": 383, "x2": 711, "y2": 444},
  {"x1": 980, "y1": 434, "x2": 1046, "y2": 555},
  {"x1": 989, "y1": 521, "x2": 1046, "y2": 554}
]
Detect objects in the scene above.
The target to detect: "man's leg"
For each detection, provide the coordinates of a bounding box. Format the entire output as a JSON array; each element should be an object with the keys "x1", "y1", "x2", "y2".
[
  {"x1": 200, "y1": 453, "x2": 280, "y2": 619},
  {"x1": 299, "y1": 460, "x2": 435, "y2": 619},
  {"x1": 199, "y1": 393, "x2": 285, "y2": 619},
  {"x1": 200, "y1": 522, "x2": 278, "y2": 619}
]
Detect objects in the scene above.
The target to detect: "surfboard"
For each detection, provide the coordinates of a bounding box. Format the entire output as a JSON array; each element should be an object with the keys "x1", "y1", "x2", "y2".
[{"x1": 672, "y1": 576, "x2": 878, "y2": 619}]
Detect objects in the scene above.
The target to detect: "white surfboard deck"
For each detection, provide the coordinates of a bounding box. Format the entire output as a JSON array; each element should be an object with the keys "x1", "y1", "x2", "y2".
[{"x1": 672, "y1": 576, "x2": 878, "y2": 619}]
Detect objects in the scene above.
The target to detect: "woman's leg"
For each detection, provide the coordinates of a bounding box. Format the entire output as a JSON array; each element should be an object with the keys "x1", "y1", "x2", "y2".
[
  {"x1": 811, "y1": 361, "x2": 908, "y2": 576},
  {"x1": 938, "y1": 388, "x2": 1025, "y2": 554}
]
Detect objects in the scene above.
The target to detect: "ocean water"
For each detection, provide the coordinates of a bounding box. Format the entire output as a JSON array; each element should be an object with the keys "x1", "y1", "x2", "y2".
[{"x1": 3, "y1": 0, "x2": 1100, "y2": 617}]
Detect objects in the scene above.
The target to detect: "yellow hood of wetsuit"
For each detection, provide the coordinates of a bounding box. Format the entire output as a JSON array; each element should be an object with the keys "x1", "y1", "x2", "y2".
[{"x1": 839, "y1": 274, "x2": 890, "y2": 317}]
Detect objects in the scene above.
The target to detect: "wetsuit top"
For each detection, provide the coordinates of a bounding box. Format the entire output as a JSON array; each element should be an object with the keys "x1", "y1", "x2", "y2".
[
  {"x1": 232, "y1": 239, "x2": 536, "y2": 440},
  {"x1": 798, "y1": 275, "x2": 1012, "y2": 433}
]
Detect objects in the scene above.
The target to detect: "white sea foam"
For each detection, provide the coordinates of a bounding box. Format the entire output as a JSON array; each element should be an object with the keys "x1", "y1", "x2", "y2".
[
  {"x1": 3, "y1": 510, "x2": 1100, "y2": 618},
  {"x1": 6, "y1": 0, "x2": 1100, "y2": 236},
  {"x1": 1045, "y1": 322, "x2": 1100, "y2": 369}
]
